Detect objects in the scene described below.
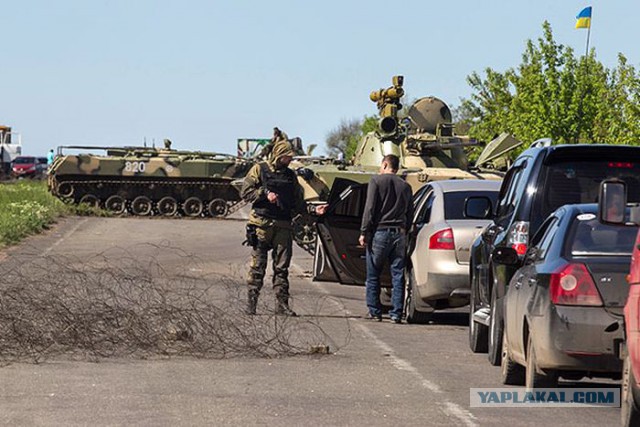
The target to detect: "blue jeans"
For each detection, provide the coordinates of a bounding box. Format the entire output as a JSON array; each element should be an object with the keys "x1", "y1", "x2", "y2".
[{"x1": 365, "y1": 228, "x2": 406, "y2": 319}]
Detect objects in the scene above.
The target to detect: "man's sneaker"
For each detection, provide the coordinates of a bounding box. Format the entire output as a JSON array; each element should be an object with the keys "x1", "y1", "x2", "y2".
[
  {"x1": 390, "y1": 316, "x2": 402, "y2": 324},
  {"x1": 367, "y1": 313, "x2": 382, "y2": 322}
]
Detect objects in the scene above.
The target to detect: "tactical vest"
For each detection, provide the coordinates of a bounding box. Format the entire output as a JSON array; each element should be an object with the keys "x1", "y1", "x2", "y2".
[{"x1": 252, "y1": 162, "x2": 297, "y2": 220}]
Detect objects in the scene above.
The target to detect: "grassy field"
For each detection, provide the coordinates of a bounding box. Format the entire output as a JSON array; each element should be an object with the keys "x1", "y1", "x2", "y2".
[{"x1": 0, "y1": 180, "x2": 95, "y2": 248}]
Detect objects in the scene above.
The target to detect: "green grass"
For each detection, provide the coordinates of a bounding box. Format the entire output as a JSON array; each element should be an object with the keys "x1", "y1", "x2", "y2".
[{"x1": 0, "y1": 180, "x2": 103, "y2": 248}]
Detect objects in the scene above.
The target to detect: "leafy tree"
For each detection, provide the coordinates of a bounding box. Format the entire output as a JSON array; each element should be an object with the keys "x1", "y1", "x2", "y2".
[
  {"x1": 325, "y1": 115, "x2": 379, "y2": 160},
  {"x1": 461, "y1": 21, "x2": 640, "y2": 157}
]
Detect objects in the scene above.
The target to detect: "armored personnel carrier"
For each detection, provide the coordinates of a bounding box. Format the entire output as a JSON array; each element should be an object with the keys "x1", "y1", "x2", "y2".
[
  {"x1": 290, "y1": 76, "x2": 519, "y2": 247},
  {"x1": 48, "y1": 143, "x2": 253, "y2": 217},
  {"x1": 294, "y1": 76, "x2": 517, "y2": 203}
]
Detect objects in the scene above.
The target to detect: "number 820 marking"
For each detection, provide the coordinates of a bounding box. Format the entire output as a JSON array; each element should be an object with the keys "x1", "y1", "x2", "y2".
[{"x1": 125, "y1": 161, "x2": 147, "y2": 173}]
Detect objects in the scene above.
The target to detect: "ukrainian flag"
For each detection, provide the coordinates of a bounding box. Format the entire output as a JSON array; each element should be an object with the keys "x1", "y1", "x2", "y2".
[{"x1": 575, "y1": 6, "x2": 592, "y2": 29}]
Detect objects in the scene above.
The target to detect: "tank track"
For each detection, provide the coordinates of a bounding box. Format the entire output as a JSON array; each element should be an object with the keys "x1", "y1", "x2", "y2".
[{"x1": 49, "y1": 176, "x2": 246, "y2": 218}]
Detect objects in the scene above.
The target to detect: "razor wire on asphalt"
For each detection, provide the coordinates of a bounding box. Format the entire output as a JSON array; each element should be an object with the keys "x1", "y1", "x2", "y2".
[{"x1": 0, "y1": 243, "x2": 351, "y2": 364}]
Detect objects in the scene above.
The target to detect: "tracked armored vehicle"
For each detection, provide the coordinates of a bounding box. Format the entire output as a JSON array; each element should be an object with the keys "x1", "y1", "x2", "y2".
[
  {"x1": 290, "y1": 76, "x2": 519, "y2": 248},
  {"x1": 48, "y1": 144, "x2": 253, "y2": 217},
  {"x1": 294, "y1": 76, "x2": 516, "y2": 203}
]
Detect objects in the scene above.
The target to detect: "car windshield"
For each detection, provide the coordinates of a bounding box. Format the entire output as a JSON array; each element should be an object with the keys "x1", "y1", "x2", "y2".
[
  {"x1": 444, "y1": 190, "x2": 499, "y2": 220},
  {"x1": 570, "y1": 215, "x2": 638, "y2": 256},
  {"x1": 13, "y1": 157, "x2": 36, "y2": 164}
]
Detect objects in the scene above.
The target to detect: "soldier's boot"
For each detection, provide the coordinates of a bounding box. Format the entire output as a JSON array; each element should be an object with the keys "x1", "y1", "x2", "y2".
[
  {"x1": 246, "y1": 290, "x2": 259, "y2": 315},
  {"x1": 275, "y1": 298, "x2": 297, "y2": 317}
]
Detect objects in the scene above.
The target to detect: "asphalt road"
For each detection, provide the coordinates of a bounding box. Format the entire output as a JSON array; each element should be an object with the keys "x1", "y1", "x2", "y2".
[{"x1": 0, "y1": 217, "x2": 622, "y2": 426}]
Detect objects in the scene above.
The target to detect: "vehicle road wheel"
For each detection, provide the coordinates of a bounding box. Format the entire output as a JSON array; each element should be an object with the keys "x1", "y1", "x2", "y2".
[
  {"x1": 105, "y1": 195, "x2": 126, "y2": 214},
  {"x1": 405, "y1": 268, "x2": 432, "y2": 324},
  {"x1": 57, "y1": 182, "x2": 74, "y2": 198},
  {"x1": 207, "y1": 198, "x2": 228, "y2": 217},
  {"x1": 501, "y1": 328, "x2": 525, "y2": 385},
  {"x1": 622, "y1": 353, "x2": 640, "y2": 427},
  {"x1": 488, "y1": 287, "x2": 503, "y2": 366},
  {"x1": 157, "y1": 196, "x2": 178, "y2": 216},
  {"x1": 293, "y1": 217, "x2": 317, "y2": 246},
  {"x1": 183, "y1": 197, "x2": 203, "y2": 217},
  {"x1": 525, "y1": 332, "x2": 558, "y2": 391},
  {"x1": 79, "y1": 194, "x2": 100, "y2": 208},
  {"x1": 131, "y1": 196, "x2": 153, "y2": 216},
  {"x1": 469, "y1": 266, "x2": 488, "y2": 353}
]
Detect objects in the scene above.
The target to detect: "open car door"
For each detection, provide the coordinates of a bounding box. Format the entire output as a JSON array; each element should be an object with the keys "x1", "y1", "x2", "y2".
[
  {"x1": 313, "y1": 178, "x2": 392, "y2": 286},
  {"x1": 313, "y1": 178, "x2": 366, "y2": 284}
]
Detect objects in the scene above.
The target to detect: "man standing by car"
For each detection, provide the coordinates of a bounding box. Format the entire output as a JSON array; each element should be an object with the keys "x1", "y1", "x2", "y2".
[
  {"x1": 360, "y1": 154, "x2": 413, "y2": 323},
  {"x1": 241, "y1": 140, "x2": 326, "y2": 316}
]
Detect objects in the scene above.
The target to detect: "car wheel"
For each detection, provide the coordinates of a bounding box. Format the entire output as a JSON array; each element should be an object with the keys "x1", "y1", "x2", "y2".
[
  {"x1": 488, "y1": 287, "x2": 503, "y2": 366},
  {"x1": 501, "y1": 328, "x2": 524, "y2": 385},
  {"x1": 525, "y1": 332, "x2": 558, "y2": 390},
  {"x1": 469, "y1": 264, "x2": 488, "y2": 353},
  {"x1": 405, "y1": 268, "x2": 432, "y2": 324},
  {"x1": 622, "y1": 353, "x2": 640, "y2": 427}
]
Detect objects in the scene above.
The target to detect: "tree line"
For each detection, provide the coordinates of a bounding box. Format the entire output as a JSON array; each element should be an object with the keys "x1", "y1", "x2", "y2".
[{"x1": 327, "y1": 22, "x2": 640, "y2": 159}]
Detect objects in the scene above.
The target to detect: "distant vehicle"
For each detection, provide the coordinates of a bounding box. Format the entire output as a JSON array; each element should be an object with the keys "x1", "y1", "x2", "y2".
[
  {"x1": 0, "y1": 126, "x2": 22, "y2": 177},
  {"x1": 495, "y1": 203, "x2": 635, "y2": 390},
  {"x1": 468, "y1": 144, "x2": 640, "y2": 366},
  {"x1": 405, "y1": 180, "x2": 501, "y2": 323},
  {"x1": 311, "y1": 178, "x2": 501, "y2": 323},
  {"x1": 11, "y1": 156, "x2": 44, "y2": 179}
]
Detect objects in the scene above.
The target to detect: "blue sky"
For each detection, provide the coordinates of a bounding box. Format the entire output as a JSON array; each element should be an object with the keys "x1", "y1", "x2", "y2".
[{"x1": 1, "y1": 1, "x2": 637, "y2": 156}]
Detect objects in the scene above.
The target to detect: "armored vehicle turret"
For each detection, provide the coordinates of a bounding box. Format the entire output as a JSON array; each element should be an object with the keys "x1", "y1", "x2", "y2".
[
  {"x1": 293, "y1": 76, "x2": 515, "y2": 203},
  {"x1": 48, "y1": 144, "x2": 253, "y2": 217}
]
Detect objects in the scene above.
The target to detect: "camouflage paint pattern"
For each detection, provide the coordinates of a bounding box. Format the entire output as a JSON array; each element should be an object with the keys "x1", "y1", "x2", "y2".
[{"x1": 48, "y1": 146, "x2": 254, "y2": 217}]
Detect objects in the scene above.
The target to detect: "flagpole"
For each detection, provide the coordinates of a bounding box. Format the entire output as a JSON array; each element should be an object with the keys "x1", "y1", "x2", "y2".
[
  {"x1": 575, "y1": 8, "x2": 592, "y2": 143},
  {"x1": 585, "y1": 21, "x2": 591, "y2": 56}
]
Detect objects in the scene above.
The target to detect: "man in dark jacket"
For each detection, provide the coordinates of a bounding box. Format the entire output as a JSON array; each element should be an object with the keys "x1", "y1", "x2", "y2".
[{"x1": 359, "y1": 154, "x2": 413, "y2": 323}]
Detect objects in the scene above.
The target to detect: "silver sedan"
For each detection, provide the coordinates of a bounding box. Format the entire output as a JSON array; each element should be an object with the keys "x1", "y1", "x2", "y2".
[{"x1": 405, "y1": 180, "x2": 501, "y2": 323}]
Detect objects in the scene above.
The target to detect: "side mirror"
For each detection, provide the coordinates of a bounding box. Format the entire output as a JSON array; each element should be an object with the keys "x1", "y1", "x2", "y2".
[
  {"x1": 465, "y1": 196, "x2": 493, "y2": 219},
  {"x1": 492, "y1": 247, "x2": 519, "y2": 266},
  {"x1": 598, "y1": 179, "x2": 626, "y2": 225}
]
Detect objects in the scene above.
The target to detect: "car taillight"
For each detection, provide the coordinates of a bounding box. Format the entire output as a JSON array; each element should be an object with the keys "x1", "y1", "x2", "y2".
[
  {"x1": 549, "y1": 263, "x2": 603, "y2": 306},
  {"x1": 429, "y1": 228, "x2": 454, "y2": 250},
  {"x1": 508, "y1": 221, "x2": 529, "y2": 256}
]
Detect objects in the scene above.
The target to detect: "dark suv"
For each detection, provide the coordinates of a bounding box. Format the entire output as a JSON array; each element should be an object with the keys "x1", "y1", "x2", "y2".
[{"x1": 468, "y1": 144, "x2": 640, "y2": 365}]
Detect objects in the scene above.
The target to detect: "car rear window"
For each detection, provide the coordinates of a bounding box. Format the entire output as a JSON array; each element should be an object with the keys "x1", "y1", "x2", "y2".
[
  {"x1": 444, "y1": 190, "x2": 499, "y2": 220},
  {"x1": 570, "y1": 215, "x2": 638, "y2": 256},
  {"x1": 14, "y1": 157, "x2": 36, "y2": 164},
  {"x1": 531, "y1": 160, "x2": 640, "y2": 230}
]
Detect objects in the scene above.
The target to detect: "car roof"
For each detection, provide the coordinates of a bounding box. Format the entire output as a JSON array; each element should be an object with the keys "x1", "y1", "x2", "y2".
[
  {"x1": 520, "y1": 143, "x2": 640, "y2": 160},
  {"x1": 427, "y1": 179, "x2": 502, "y2": 193}
]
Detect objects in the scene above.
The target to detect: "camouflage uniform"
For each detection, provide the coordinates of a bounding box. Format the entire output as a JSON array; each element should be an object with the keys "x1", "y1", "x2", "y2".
[{"x1": 241, "y1": 140, "x2": 306, "y2": 315}]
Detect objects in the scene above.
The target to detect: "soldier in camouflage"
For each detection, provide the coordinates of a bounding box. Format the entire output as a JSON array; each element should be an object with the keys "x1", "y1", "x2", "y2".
[
  {"x1": 259, "y1": 127, "x2": 289, "y2": 160},
  {"x1": 241, "y1": 140, "x2": 306, "y2": 316}
]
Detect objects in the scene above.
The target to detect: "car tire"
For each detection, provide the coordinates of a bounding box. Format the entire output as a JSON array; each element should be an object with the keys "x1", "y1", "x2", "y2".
[
  {"x1": 501, "y1": 329, "x2": 524, "y2": 385},
  {"x1": 405, "y1": 269, "x2": 432, "y2": 324},
  {"x1": 622, "y1": 354, "x2": 640, "y2": 427},
  {"x1": 469, "y1": 264, "x2": 488, "y2": 353},
  {"x1": 488, "y1": 287, "x2": 503, "y2": 366},
  {"x1": 525, "y1": 332, "x2": 558, "y2": 391}
]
